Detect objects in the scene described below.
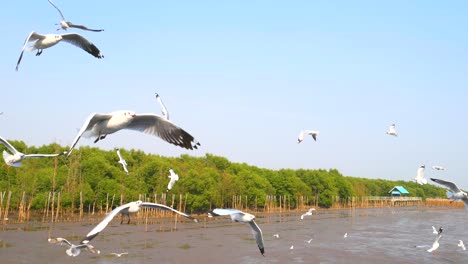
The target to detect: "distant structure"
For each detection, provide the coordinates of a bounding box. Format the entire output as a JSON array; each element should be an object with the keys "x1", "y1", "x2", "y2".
[{"x1": 388, "y1": 186, "x2": 409, "y2": 197}]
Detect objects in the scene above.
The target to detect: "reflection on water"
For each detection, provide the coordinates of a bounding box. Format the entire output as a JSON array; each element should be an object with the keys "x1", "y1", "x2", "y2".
[{"x1": 0, "y1": 207, "x2": 467, "y2": 263}]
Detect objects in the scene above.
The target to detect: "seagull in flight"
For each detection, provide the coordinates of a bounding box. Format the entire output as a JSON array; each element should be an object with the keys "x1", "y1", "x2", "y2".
[
  {"x1": 83, "y1": 201, "x2": 197, "y2": 244},
  {"x1": 116, "y1": 149, "x2": 129, "y2": 175},
  {"x1": 66, "y1": 110, "x2": 200, "y2": 157},
  {"x1": 305, "y1": 238, "x2": 313, "y2": 243},
  {"x1": 47, "y1": 0, "x2": 104, "y2": 32},
  {"x1": 15, "y1": 31, "x2": 103, "y2": 71},
  {"x1": 300, "y1": 208, "x2": 316, "y2": 220},
  {"x1": 427, "y1": 227, "x2": 443, "y2": 253},
  {"x1": 167, "y1": 169, "x2": 179, "y2": 192},
  {"x1": 344, "y1": 233, "x2": 348, "y2": 238},
  {"x1": 432, "y1": 166, "x2": 446, "y2": 171},
  {"x1": 209, "y1": 208, "x2": 265, "y2": 256},
  {"x1": 48, "y1": 237, "x2": 100, "y2": 257},
  {"x1": 386, "y1": 124, "x2": 398, "y2": 137},
  {"x1": 430, "y1": 178, "x2": 468, "y2": 208},
  {"x1": 1, "y1": 136, "x2": 65, "y2": 167},
  {"x1": 109, "y1": 252, "x2": 129, "y2": 257},
  {"x1": 458, "y1": 240, "x2": 466, "y2": 251},
  {"x1": 414, "y1": 165, "x2": 427, "y2": 185},
  {"x1": 273, "y1": 234, "x2": 279, "y2": 238},
  {"x1": 155, "y1": 93, "x2": 169, "y2": 120},
  {"x1": 297, "y1": 130, "x2": 319, "y2": 143}
]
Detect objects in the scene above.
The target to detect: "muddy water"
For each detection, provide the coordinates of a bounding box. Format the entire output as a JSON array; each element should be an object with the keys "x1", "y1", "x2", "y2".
[{"x1": 0, "y1": 207, "x2": 466, "y2": 263}]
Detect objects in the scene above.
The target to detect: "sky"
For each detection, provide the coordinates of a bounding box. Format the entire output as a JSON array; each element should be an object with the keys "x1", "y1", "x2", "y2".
[{"x1": 1, "y1": 1, "x2": 467, "y2": 189}]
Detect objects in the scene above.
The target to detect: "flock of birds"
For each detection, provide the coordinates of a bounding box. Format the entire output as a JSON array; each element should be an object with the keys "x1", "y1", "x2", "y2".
[
  {"x1": 15, "y1": 0, "x2": 104, "y2": 71},
  {"x1": 3, "y1": 0, "x2": 467, "y2": 259}
]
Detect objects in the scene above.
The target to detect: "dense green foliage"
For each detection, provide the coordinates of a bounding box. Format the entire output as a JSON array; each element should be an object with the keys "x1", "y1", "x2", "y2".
[{"x1": 0, "y1": 141, "x2": 447, "y2": 212}]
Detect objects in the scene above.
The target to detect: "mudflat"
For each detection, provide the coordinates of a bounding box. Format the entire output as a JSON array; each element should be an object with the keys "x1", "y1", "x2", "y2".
[{"x1": 1, "y1": 207, "x2": 466, "y2": 264}]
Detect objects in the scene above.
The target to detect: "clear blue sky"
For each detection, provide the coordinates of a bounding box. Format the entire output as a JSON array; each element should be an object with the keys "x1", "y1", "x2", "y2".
[{"x1": 1, "y1": 1, "x2": 467, "y2": 188}]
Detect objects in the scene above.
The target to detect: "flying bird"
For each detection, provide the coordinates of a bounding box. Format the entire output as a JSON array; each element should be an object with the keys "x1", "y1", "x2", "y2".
[
  {"x1": 297, "y1": 130, "x2": 319, "y2": 143},
  {"x1": 289, "y1": 245, "x2": 294, "y2": 250},
  {"x1": 66, "y1": 110, "x2": 200, "y2": 157},
  {"x1": 458, "y1": 240, "x2": 466, "y2": 251},
  {"x1": 344, "y1": 233, "x2": 348, "y2": 238},
  {"x1": 1, "y1": 136, "x2": 64, "y2": 167},
  {"x1": 300, "y1": 208, "x2": 316, "y2": 220},
  {"x1": 155, "y1": 93, "x2": 169, "y2": 120},
  {"x1": 48, "y1": 237, "x2": 100, "y2": 257},
  {"x1": 430, "y1": 178, "x2": 468, "y2": 208},
  {"x1": 47, "y1": 0, "x2": 104, "y2": 32},
  {"x1": 209, "y1": 208, "x2": 265, "y2": 256},
  {"x1": 81, "y1": 201, "x2": 197, "y2": 245},
  {"x1": 414, "y1": 165, "x2": 427, "y2": 185},
  {"x1": 427, "y1": 227, "x2": 443, "y2": 253},
  {"x1": 432, "y1": 166, "x2": 446, "y2": 171},
  {"x1": 167, "y1": 169, "x2": 179, "y2": 191},
  {"x1": 306, "y1": 238, "x2": 313, "y2": 243},
  {"x1": 116, "y1": 149, "x2": 129, "y2": 174},
  {"x1": 386, "y1": 124, "x2": 398, "y2": 137},
  {"x1": 109, "y1": 252, "x2": 129, "y2": 257},
  {"x1": 16, "y1": 31, "x2": 103, "y2": 71},
  {"x1": 273, "y1": 234, "x2": 279, "y2": 238}
]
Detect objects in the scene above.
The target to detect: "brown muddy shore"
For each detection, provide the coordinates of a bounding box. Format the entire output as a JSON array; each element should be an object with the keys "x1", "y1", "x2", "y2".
[{"x1": 1, "y1": 207, "x2": 466, "y2": 264}]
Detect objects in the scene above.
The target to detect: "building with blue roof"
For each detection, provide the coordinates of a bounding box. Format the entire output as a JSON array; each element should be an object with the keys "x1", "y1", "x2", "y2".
[{"x1": 388, "y1": 186, "x2": 410, "y2": 196}]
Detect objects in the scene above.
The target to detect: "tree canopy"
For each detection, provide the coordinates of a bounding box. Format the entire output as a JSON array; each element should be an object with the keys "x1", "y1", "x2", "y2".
[{"x1": 0, "y1": 141, "x2": 447, "y2": 212}]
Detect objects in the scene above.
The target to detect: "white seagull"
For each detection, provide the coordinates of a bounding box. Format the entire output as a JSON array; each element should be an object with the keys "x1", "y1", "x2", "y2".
[
  {"x1": 344, "y1": 233, "x2": 348, "y2": 238},
  {"x1": 305, "y1": 238, "x2": 313, "y2": 243},
  {"x1": 209, "y1": 208, "x2": 265, "y2": 256},
  {"x1": 1, "y1": 136, "x2": 64, "y2": 167},
  {"x1": 155, "y1": 93, "x2": 169, "y2": 120},
  {"x1": 66, "y1": 110, "x2": 200, "y2": 157},
  {"x1": 109, "y1": 252, "x2": 129, "y2": 257},
  {"x1": 414, "y1": 165, "x2": 427, "y2": 185},
  {"x1": 290, "y1": 245, "x2": 294, "y2": 250},
  {"x1": 300, "y1": 208, "x2": 316, "y2": 220},
  {"x1": 386, "y1": 124, "x2": 398, "y2": 137},
  {"x1": 273, "y1": 234, "x2": 279, "y2": 238},
  {"x1": 432, "y1": 166, "x2": 446, "y2": 171},
  {"x1": 167, "y1": 169, "x2": 179, "y2": 191},
  {"x1": 16, "y1": 31, "x2": 103, "y2": 71},
  {"x1": 48, "y1": 237, "x2": 100, "y2": 257},
  {"x1": 432, "y1": 226, "x2": 438, "y2": 235},
  {"x1": 297, "y1": 130, "x2": 319, "y2": 143},
  {"x1": 81, "y1": 200, "x2": 197, "y2": 244},
  {"x1": 48, "y1": 0, "x2": 104, "y2": 32},
  {"x1": 430, "y1": 178, "x2": 468, "y2": 208},
  {"x1": 116, "y1": 149, "x2": 129, "y2": 175},
  {"x1": 427, "y1": 227, "x2": 443, "y2": 253},
  {"x1": 458, "y1": 240, "x2": 466, "y2": 251}
]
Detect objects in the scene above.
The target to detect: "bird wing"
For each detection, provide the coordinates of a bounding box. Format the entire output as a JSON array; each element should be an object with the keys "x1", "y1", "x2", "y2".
[
  {"x1": 141, "y1": 202, "x2": 198, "y2": 222},
  {"x1": 169, "y1": 169, "x2": 179, "y2": 181},
  {"x1": 0, "y1": 136, "x2": 19, "y2": 154},
  {"x1": 81, "y1": 202, "x2": 134, "y2": 244},
  {"x1": 48, "y1": 237, "x2": 73, "y2": 247},
  {"x1": 60, "y1": 33, "x2": 103, "y2": 58},
  {"x1": 67, "y1": 113, "x2": 111, "y2": 157},
  {"x1": 15, "y1": 31, "x2": 44, "y2": 71},
  {"x1": 126, "y1": 114, "x2": 200, "y2": 150},
  {"x1": 311, "y1": 133, "x2": 317, "y2": 141},
  {"x1": 67, "y1": 23, "x2": 104, "y2": 32},
  {"x1": 212, "y1": 208, "x2": 243, "y2": 216},
  {"x1": 432, "y1": 226, "x2": 437, "y2": 234},
  {"x1": 308, "y1": 208, "x2": 316, "y2": 213},
  {"x1": 155, "y1": 93, "x2": 169, "y2": 120},
  {"x1": 461, "y1": 196, "x2": 468, "y2": 208},
  {"x1": 248, "y1": 220, "x2": 265, "y2": 255},
  {"x1": 430, "y1": 178, "x2": 462, "y2": 193},
  {"x1": 48, "y1": 0, "x2": 66, "y2": 20},
  {"x1": 23, "y1": 152, "x2": 63, "y2": 159}
]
